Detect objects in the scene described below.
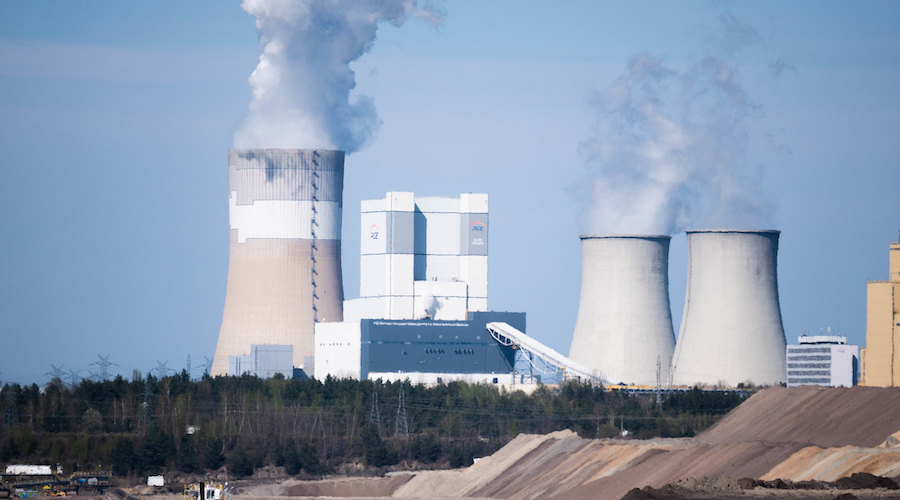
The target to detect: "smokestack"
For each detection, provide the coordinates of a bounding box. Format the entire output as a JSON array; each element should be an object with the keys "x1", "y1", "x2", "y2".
[
  {"x1": 671, "y1": 229, "x2": 786, "y2": 386},
  {"x1": 212, "y1": 149, "x2": 344, "y2": 376},
  {"x1": 569, "y1": 235, "x2": 676, "y2": 385}
]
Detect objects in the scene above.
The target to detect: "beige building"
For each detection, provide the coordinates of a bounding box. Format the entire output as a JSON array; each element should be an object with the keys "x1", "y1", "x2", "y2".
[{"x1": 860, "y1": 240, "x2": 900, "y2": 387}]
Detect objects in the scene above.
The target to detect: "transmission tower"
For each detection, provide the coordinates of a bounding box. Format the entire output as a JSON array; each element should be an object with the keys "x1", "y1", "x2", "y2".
[
  {"x1": 185, "y1": 354, "x2": 192, "y2": 379},
  {"x1": 141, "y1": 380, "x2": 153, "y2": 429},
  {"x1": 201, "y1": 356, "x2": 213, "y2": 377},
  {"x1": 368, "y1": 389, "x2": 381, "y2": 436},
  {"x1": 153, "y1": 360, "x2": 172, "y2": 378},
  {"x1": 395, "y1": 386, "x2": 409, "y2": 439},
  {"x1": 93, "y1": 354, "x2": 118, "y2": 381},
  {"x1": 47, "y1": 364, "x2": 65, "y2": 381},
  {"x1": 67, "y1": 369, "x2": 82, "y2": 389}
]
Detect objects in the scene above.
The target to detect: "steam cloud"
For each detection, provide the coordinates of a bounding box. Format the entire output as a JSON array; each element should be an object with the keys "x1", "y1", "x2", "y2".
[
  {"x1": 234, "y1": 0, "x2": 442, "y2": 152},
  {"x1": 581, "y1": 12, "x2": 776, "y2": 235}
]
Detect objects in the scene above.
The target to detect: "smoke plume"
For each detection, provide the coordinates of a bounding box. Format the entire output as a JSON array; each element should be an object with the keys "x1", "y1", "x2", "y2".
[
  {"x1": 234, "y1": 0, "x2": 442, "y2": 152},
  {"x1": 580, "y1": 11, "x2": 775, "y2": 235}
]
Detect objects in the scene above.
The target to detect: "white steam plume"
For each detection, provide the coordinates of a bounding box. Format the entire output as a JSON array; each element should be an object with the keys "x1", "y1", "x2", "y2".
[
  {"x1": 580, "y1": 12, "x2": 775, "y2": 235},
  {"x1": 234, "y1": 0, "x2": 442, "y2": 152}
]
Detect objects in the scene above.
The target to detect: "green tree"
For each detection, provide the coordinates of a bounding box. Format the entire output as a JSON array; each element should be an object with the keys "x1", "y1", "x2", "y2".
[{"x1": 110, "y1": 437, "x2": 135, "y2": 476}]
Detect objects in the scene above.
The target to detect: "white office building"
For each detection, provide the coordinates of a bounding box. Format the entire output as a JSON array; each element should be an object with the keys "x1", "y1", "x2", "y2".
[{"x1": 786, "y1": 334, "x2": 859, "y2": 387}]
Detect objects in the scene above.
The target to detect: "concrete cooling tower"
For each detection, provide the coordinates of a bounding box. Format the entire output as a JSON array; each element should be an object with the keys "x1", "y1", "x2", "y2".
[
  {"x1": 568, "y1": 235, "x2": 676, "y2": 385},
  {"x1": 212, "y1": 149, "x2": 344, "y2": 376},
  {"x1": 671, "y1": 229, "x2": 786, "y2": 386}
]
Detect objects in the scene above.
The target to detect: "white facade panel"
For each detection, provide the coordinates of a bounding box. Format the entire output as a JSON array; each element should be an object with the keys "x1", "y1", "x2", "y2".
[
  {"x1": 390, "y1": 254, "x2": 415, "y2": 296},
  {"x1": 315, "y1": 321, "x2": 362, "y2": 380},
  {"x1": 569, "y1": 236, "x2": 676, "y2": 385},
  {"x1": 434, "y1": 297, "x2": 467, "y2": 320},
  {"x1": 413, "y1": 281, "x2": 468, "y2": 320},
  {"x1": 830, "y1": 344, "x2": 859, "y2": 387},
  {"x1": 467, "y1": 297, "x2": 488, "y2": 312},
  {"x1": 360, "y1": 211, "x2": 387, "y2": 254},
  {"x1": 422, "y1": 255, "x2": 461, "y2": 281},
  {"x1": 417, "y1": 212, "x2": 461, "y2": 255},
  {"x1": 342, "y1": 297, "x2": 387, "y2": 322},
  {"x1": 360, "y1": 254, "x2": 388, "y2": 297},
  {"x1": 229, "y1": 197, "x2": 341, "y2": 242},
  {"x1": 459, "y1": 255, "x2": 488, "y2": 299},
  {"x1": 389, "y1": 191, "x2": 415, "y2": 211},
  {"x1": 387, "y1": 296, "x2": 415, "y2": 320},
  {"x1": 460, "y1": 193, "x2": 489, "y2": 214},
  {"x1": 672, "y1": 230, "x2": 786, "y2": 387}
]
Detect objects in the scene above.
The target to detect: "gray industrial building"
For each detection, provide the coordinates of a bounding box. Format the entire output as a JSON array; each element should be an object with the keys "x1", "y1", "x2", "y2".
[
  {"x1": 317, "y1": 312, "x2": 524, "y2": 383},
  {"x1": 229, "y1": 344, "x2": 294, "y2": 379}
]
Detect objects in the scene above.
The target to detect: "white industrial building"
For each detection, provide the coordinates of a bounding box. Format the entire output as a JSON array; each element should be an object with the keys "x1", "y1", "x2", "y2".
[
  {"x1": 348, "y1": 191, "x2": 488, "y2": 321},
  {"x1": 229, "y1": 344, "x2": 294, "y2": 379},
  {"x1": 318, "y1": 191, "x2": 500, "y2": 383},
  {"x1": 786, "y1": 334, "x2": 859, "y2": 387}
]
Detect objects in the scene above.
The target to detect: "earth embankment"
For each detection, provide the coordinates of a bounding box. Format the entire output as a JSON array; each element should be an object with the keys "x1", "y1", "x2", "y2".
[{"x1": 229, "y1": 386, "x2": 900, "y2": 499}]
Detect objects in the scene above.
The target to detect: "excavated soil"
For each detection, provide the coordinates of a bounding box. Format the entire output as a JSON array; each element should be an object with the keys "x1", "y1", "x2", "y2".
[{"x1": 153, "y1": 386, "x2": 900, "y2": 500}]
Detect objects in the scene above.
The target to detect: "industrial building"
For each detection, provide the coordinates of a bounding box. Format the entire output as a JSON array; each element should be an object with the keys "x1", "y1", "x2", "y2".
[
  {"x1": 569, "y1": 235, "x2": 676, "y2": 385},
  {"x1": 349, "y1": 191, "x2": 488, "y2": 321},
  {"x1": 229, "y1": 344, "x2": 294, "y2": 378},
  {"x1": 316, "y1": 312, "x2": 524, "y2": 384},
  {"x1": 671, "y1": 230, "x2": 787, "y2": 387},
  {"x1": 316, "y1": 191, "x2": 495, "y2": 383},
  {"x1": 786, "y1": 334, "x2": 859, "y2": 387},
  {"x1": 860, "y1": 239, "x2": 900, "y2": 387},
  {"x1": 212, "y1": 149, "x2": 345, "y2": 376},
  {"x1": 316, "y1": 192, "x2": 599, "y2": 385}
]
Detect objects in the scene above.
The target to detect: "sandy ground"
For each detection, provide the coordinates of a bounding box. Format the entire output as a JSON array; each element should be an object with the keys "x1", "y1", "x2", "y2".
[{"x1": 114, "y1": 386, "x2": 900, "y2": 500}]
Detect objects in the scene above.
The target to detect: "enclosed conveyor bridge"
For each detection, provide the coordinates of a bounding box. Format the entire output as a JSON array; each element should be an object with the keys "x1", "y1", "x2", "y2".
[{"x1": 486, "y1": 322, "x2": 606, "y2": 385}]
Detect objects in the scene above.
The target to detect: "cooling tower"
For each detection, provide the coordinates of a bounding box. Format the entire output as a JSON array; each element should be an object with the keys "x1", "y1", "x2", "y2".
[
  {"x1": 212, "y1": 149, "x2": 344, "y2": 376},
  {"x1": 671, "y1": 229, "x2": 786, "y2": 386},
  {"x1": 568, "y1": 235, "x2": 676, "y2": 385}
]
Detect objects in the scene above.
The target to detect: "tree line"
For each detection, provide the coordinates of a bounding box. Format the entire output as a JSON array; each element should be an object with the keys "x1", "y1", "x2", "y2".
[{"x1": 0, "y1": 373, "x2": 746, "y2": 478}]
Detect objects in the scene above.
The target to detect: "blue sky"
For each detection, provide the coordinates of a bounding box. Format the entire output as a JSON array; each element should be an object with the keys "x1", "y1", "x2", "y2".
[{"x1": 1, "y1": 1, "x2": 898, "y2": 384}]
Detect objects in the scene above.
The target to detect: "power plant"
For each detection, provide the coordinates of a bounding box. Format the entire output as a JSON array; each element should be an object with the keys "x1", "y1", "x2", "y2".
[
  {"x1": 568, "y1": 235, "x2": 676, "y2": 385},
  {"x1": 207, "y1": 153, "x2": 793, "y2": 387},
  {"x1": 212, "y1": 149, "x2": 345, "y2": 376},
  {"x1": 671, "y1": 229, "x2": 787, "y2": 386}
]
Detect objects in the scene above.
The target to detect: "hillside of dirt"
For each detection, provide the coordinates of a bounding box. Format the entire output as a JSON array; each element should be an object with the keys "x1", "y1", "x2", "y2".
[
  {"x1": 696, "y1": 386, "x2": 900, "y2": 447},
  {"x1": 199, "y1": 385, "x2": 900, "y2": 500}
]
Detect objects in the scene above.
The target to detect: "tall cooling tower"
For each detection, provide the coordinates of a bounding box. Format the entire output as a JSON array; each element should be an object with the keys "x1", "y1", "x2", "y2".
[
  {"x1": 212, "y1": 149, "x2": 344, "y2": 376},
  {"x1": 671, "y1": 229, "x2": 786, "y2": 386},
  {"x1": 568, "y1": 235, "x2": 676, "y2": 385}
]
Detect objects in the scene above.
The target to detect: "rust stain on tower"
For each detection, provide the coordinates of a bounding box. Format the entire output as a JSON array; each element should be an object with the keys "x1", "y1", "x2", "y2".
[{"x1": 212, "y1": 149, "x2": 344, "y2": 376}]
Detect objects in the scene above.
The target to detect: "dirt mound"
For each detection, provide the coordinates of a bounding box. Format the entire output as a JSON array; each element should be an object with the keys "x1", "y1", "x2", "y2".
[
  {"x1": 834, "y1": 473, "x2": 899, "y2": 490},
  {"x1": 281, "y1": 474, "x2": 412, "y2": 497},
  {"x1": 245, "y1": 386, "x2": 900, "y2": 499},
  {"x1": 762, "y1": 445, "x2": 900, "y2": 481},
  {"x1": 697, "y1": 386, "x2": 900, "y2": 447}
]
